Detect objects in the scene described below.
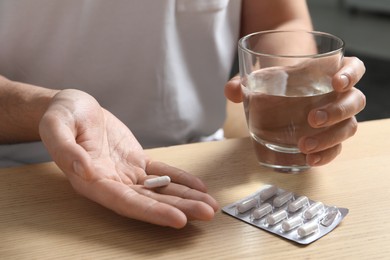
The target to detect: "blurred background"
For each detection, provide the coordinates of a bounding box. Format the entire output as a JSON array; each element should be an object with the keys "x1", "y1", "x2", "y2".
[{"x1": 307, "y1": 0, "x2": 390, "y2": 121}]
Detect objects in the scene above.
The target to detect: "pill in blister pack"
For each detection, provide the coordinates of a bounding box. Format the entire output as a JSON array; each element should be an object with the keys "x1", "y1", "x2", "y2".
[
  {"x1": 252, "y1": 203, "x2": 272, "y2": 220},
  {"x1": 222, "y1": 185, "x2": 349, "y2": 245},
  {"x1": 288, "y1": 196, "x2": 309, "y2": 212},
  {"x1": 273, "y1": 191, "x2": 293, "y2": 208},
  {"x1": 266, "y1": 209, "x2": 288, "y2": 225},
  {"x1": 281, "y1": 215, "x2": 303, "y2": 232},
  {"x1": 236, "y1": 197, "x2": 258, "y2": 213}
]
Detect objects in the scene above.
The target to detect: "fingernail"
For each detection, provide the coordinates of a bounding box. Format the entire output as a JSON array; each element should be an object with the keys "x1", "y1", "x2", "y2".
[
  {"x1": 305, "y1": 138, "x2": 319, "y2": 152},
  {"x1": 340, "y1": 74, "x2": 349, "y2": 89},
  {"x1": 315, "y1": 110, "x2": 328, "y2": 126},
  {"x1": 73, "y1": 161, "x2": 85, "y2": 178}
]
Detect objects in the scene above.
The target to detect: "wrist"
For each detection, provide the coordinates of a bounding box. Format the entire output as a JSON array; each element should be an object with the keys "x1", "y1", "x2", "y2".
[{"x1": 0, "y1": 76, "x2": 59, "y2": 143}]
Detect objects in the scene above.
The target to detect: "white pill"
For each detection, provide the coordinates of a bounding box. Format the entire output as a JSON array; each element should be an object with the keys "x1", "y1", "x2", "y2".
[
  {"x1": 281, "y1": 215, "x2": 303, "y2": 232},
  {"x1": 304, "y1": 201, "x2": 324, "y2": 220},
  {"x1": 288, "y1": 196, "x2": 309, "y2": 212},
  {"x1": 273, "y1": 191, "x2": 293, "y2": 207},
  {"x1": 266, "y1": 209, "x2": 288, "y2": 225},
  {"x1": 237, "y1": 197, "x2": 258, "y2": 213},
  {"x1": 297, "y1": 221, "x2": 319, "y2": 237},
  {"x1": 252, "y1": 203, "x2": 272, "y2": 220},
  {"x1": 259, "y1": 185, "x2": 278, "y2": 201},
  {"x1": 144, "y1": 176, "x2": 171, "y2": 188}
]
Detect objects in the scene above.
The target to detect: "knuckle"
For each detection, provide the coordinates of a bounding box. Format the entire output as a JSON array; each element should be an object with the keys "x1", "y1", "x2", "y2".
[
  {"x1": 344, "y1": 56, "x2": 366, "y2": 85},
  {"x1": 349, "y1": 117, "x2": 358, "y2": 136},
  {"x1": 355, "y1": 57, "x2": 366, "y2": 73},
  {"x1": 335, "y1": 103, "x2": 349, "y2": 120}
]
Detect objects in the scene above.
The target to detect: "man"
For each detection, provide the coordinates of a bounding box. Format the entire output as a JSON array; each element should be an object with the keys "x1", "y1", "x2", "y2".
[{"x1": 0, "y1": 0, "x2": 365, "y2": 228}]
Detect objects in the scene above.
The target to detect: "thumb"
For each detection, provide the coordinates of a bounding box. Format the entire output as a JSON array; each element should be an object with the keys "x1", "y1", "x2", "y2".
[
  {"x1": 224, "y1": 75, "x2": 243, "y2": 103},
  {"x1": 39, "y1": 112, "x2": 92, "y2": 180}
]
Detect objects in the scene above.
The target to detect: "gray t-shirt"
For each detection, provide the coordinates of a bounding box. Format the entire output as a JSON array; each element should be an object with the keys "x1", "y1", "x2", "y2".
[{"x1": 0, "y1": 0, "x2": 241, "y2": 166}]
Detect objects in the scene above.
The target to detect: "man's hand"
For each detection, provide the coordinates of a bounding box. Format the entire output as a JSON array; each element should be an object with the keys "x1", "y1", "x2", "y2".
[
  {"x1": 224, "y1": 56, "x2": 366, "y2": 166},
  {"x1": 39, "y1": 89, "x2": 218, "y2": 228}
]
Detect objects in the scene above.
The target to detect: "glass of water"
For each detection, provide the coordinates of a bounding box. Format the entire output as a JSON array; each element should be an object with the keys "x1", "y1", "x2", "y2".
[{"x1": 238, "y1": 30, "x2": 344, "y2": 172}]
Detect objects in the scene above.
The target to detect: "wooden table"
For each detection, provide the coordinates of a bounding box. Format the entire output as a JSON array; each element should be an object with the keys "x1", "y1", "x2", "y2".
[{"x1": 1, "y1": 119, "x2": 390, "y2": 259}]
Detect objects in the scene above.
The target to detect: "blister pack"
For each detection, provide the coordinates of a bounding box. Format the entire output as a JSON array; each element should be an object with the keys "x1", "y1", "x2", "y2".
[{"x1": 222, "y1": 185, "x2": 348, "y2": 245}]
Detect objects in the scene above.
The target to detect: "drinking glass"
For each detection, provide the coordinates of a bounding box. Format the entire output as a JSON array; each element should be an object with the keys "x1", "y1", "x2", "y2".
[{"x1": 238, "y1": 30, "x2": 344, "y2": 172}]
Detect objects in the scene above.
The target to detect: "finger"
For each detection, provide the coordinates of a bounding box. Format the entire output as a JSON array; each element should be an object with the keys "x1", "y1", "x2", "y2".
[
  {"x1": 134, "y1": 186, "x2": 216, "y2": 221},
  {"x1": 299, "y1": 117, "x2": 358, "y2": 154},
  {"x1": 224, "y1": 75, "x2": 243, "y2": 103},
  {"x1": 332, "y1": 56, "x2": 366, "y2": 92},
  {"x1": 308, "y1": 88, "x2": 365, "y2": 128},
  {"x1": 69, "y1": 177, "x2": 189, "y2": 229},
  {"x1": 148, "y1": 182, "x2": 219, "y2": 212},
  {"x1": 306, "y1": 144, "x2": 342, "y2": 166},
  {"x1": 146, "y1": 161, "x2": 208, "y2": 193}
]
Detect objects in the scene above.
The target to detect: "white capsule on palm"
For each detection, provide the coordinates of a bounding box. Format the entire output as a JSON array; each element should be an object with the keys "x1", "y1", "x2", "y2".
[
  {"x1": 297, "y1": 221, "x2": 319, "y2": 237},
  {"x1": 236, "y1": 197, "x2": 258, "y2": 213},
  {"x1": 304, "y1": 202, "x2": 324, "y2": 220},
  {"x1": 288, "y1": 196, "x2": 309, "y2": 212},
  {"x1": 266, "y1": 209, "x2": 288, "y2": 225},
  {"x1": 144, "y1": 176, "x2": 171, "y2": 188},
  {"x1": 252, "y1": 203, "x2": 272, "y2": 220}
]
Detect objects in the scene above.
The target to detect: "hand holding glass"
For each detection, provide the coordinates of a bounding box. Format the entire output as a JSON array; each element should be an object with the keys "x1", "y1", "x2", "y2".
[{"x1": 238, "y1": 30, "x2": 344, "y2": 172}]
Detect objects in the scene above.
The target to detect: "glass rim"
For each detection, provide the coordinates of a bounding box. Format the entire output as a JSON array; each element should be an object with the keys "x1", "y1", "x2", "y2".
[{"x1": 238, "y1": 30, "x2": 345, "y2": 58}]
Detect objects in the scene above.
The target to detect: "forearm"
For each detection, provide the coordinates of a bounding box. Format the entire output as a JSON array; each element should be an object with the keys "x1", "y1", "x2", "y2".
[
  {"x1": 0, "y1": 75, "x2": 59, "y2": 143},
  {"x1": 240, "y1": 0, "x2": 313, "y2": 37},
  {"x1": 239, "y1": 0, "x2": 317, "y2": 62}
]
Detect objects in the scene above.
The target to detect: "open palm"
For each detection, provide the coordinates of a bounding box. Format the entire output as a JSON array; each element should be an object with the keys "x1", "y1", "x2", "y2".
[{"x1": 39, "y1": 89, "x2": 218, "y2": 228}]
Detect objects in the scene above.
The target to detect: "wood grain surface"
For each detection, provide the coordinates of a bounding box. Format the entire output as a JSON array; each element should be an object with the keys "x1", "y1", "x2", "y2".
[{"x1": 1, "y1": 119, "x2": 390, "y2": 259}]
